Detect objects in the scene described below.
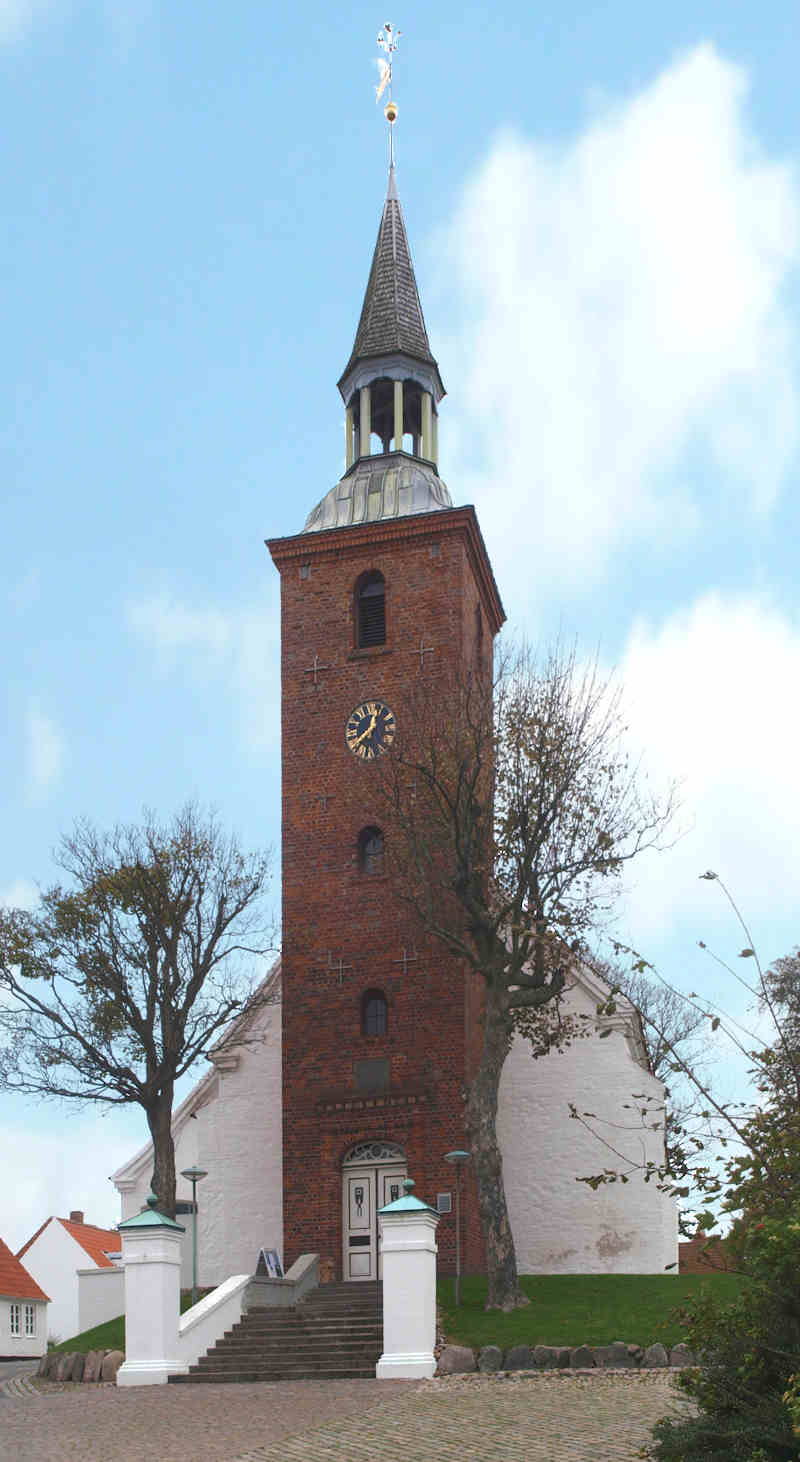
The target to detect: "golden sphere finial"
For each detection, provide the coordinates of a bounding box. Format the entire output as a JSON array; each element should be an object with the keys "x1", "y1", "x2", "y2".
[{"x1": 384, "y1": 99, "x2": 398, "y2": 124}]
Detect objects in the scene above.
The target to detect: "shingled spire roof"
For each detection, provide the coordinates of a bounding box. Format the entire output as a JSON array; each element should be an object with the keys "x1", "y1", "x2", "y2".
[{"x1": 338, "y1": 167, "x2": 443, "y2": 396}]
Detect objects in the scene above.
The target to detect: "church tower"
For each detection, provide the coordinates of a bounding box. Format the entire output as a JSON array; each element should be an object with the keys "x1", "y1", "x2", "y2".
[{"x1": 267, "y1": 153, "x2": 505, "y2": 1281}]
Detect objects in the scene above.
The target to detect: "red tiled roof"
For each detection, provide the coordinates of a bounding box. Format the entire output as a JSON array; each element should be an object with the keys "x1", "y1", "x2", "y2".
[
  {"x1": 15, "y1": 1215, "x2": 50, "y2": 1261},
  {"x1": 17, "y1": 1215, "x2": 119, "y2": 1269},
  {"x1": 0, "y1": 1237, "x2": 49, "y2": 1302},
  {"x1": 58, "y1": 1218, "x2": 120, "y2": 1267}
]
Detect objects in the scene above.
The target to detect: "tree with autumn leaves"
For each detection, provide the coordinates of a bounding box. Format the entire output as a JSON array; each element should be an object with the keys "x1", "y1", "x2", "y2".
[{"x1": 0, "y1": 805, "x2": 275, "y2": 1218}]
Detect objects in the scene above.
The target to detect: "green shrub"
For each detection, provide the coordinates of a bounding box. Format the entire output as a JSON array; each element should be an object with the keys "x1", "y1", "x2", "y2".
[{"x1": 649, "y1": 1211, "x2": 800, "y2": 1462}]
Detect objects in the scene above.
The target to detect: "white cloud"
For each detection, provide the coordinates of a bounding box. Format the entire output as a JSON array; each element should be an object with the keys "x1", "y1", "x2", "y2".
[
  {"x1": 436, "y1": 45, "x2": 799, "y2": 598},
  {"x1": 615, "y1": 591, "x2": 800, "y2": 950},
  {"x1": 0, "y1": 1112, "x2": 129, "y2": 1255},
  {"x1": 26, "y1": 707, "x2": 65, "y2": 800},
  {"x1": 128, "y1": 593, "x2": 280, "y2": 753},
  {"x1": 0, "y1": 878, "x2": 38, "y2": 910}
]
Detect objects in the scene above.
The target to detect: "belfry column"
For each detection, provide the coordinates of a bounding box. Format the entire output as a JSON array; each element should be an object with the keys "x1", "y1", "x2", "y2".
[
  {"x1": 393, "y1": 380, "x2": 403, "y2": 450},
  {"x1": 345, "y1": 405, "x2": 354, "y2": 469},
  {"x1": 359, "y1": 386, "x2": 371, "y2": 459},
  {"x1": 421, "y1": 391, "x2": 433, "y2": 460}
]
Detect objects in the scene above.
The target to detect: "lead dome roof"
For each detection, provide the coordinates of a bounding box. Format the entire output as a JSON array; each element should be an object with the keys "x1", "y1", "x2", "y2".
[{"x1": 303, "y1": 454, "x2": 452, "y2": 534}]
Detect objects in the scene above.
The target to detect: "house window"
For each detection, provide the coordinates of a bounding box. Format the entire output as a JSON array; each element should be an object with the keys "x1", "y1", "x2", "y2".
[
  {"x1": 361, "y1": 989, "x2": 388, "y2": 1037},
  {"x1": 24, "y1": 1304, "x2": 36, "y2": 1337},
  {"x1": 10, "y1": 1303, "x2": 20, "y2": 1336},
  {"x1": 358, "y1": 826, "x2": 384, "y2": 875},
  {"x1": 356, "y1": 571, "x2": 386, "y2": 648}
]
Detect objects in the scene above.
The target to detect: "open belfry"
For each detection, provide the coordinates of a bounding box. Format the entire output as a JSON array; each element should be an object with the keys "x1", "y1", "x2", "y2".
[{"x1": 267, "y1": 51, "x2": 504, "y2": 1279}]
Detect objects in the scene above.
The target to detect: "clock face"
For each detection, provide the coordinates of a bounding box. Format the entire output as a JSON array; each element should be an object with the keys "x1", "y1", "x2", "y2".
[{"x1": 345, "y1": 699, "x2": 396, "y2": 761}]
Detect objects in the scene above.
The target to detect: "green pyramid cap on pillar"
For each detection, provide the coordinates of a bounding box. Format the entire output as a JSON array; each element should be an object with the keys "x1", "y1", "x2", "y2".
[
  {"x1": 118, "y1": 1191, "x2": 185, "y2": 1232},
  {"x1": 378, "y1": 1175, "x2": 439, "y2": 1215}
]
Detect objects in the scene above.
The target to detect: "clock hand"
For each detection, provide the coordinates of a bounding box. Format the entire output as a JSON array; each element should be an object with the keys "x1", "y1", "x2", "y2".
[{"x1": 353, "y1": 713, "x2": 378, "y2": 748}]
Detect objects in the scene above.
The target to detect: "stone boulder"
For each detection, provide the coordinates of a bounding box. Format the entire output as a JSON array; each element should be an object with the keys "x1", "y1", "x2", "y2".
[
  {"x1": 594, "y1": 1341, "x2": 636, "y2": 1369},
  {"x1": 477, "y1": 1345, "x2": 504, "y2": 1372},
  {"x1": 504, "y1": 1344, "x2": 533, "y2": 1371},
  {"x1": 101, "y1": 1350, "x2": 124, "y2": 1382},
  {"x1": 68, "y1": 1352, "x2": 85, "y2": 1382},
  {"x1": 532, "y1": 1345, "x2": 560, "y2": 1369},
  {"x1": 55, "y1": 1353, "x2": 73, "y2": 1381},
  {"x1": 437, "y1": 1345, "x2": 476, "y2": 1375},
  {"x1": 44, "y1": 1352, "x2": 60, "y2": 1379},
  {"x1": 669, "y1": 1344, "x2": 698, "y2": 1368},
  {"x1": 642, "y1": 1343, "x2": 669, "y2": 1368},
  {"x1": 35, "y1": 1354, "x2": 49, "y2": 1377},
  {"x1": 82, "y1": 1349, "x2": 102, "y2": 1382},
  {"x1": 569, "y1": 1345, "x2": 595, "y2": 1368}
]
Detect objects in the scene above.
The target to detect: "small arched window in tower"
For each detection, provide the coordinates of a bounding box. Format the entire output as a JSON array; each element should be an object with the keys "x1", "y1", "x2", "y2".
[
  {"x1": 361, "y1": 989, "x2": 388, "y2": 1037},
  {"x1": 356, "y1": 571, "x2": 386, "y2": 648},
  {"x1": 358, "y1": 826, "x2": 384, "y2": 876}
]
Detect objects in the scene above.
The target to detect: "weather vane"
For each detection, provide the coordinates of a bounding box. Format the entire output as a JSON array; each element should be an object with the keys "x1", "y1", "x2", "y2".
[{"x1": 376, "y1": 21, "x2": 401, "y2": 167}]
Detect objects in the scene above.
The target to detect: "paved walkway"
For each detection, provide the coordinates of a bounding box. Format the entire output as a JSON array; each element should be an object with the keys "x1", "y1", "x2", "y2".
[{"x1": 1, "y1": 1371, "x2": 687, "y2": 1462}]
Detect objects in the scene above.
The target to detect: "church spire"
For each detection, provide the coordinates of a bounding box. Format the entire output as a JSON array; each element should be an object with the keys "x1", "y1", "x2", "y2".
[
  {"x1": 301, "y1": 27, "x2": 453, "y2": 534},
  {"x1": 338, "y1": 165, "x2": 442, "y2": 390},
  {"x1": 337, "y1": 29, "x2": 444, "y2": 472},
  {"x1": 337, "y1": 162, "x2": 445, "y2": 469}
]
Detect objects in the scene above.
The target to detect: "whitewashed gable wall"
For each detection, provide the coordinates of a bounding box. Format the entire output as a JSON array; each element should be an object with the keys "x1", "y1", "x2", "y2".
[
  {"x1": 497, "y1": 981, "x2": 678, "y2": 1274},
  {"x1": 118, "y1": 997, "x2": 283, "y2": 1288}
]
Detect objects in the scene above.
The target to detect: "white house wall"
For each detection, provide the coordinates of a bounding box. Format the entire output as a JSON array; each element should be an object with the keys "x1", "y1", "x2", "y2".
[
  {"x1": 18, "y1": 1224, "x2": 86, "y2": 1342},
  {"x1": 0, "y1": 1298, "x2": 48, "y2": 1358},
  {"x1": 78, "y1": 1265, "x2": 125, "y2": 1334},
  {"x1": 497, "y1": 986, "x2": 678, "y2": 1275}
]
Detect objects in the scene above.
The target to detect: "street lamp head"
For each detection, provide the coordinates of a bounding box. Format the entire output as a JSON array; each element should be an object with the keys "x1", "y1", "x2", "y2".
[
  {"x1": 444, "y1": 1150, "x2": 470, "y2": 1165},
  {"x1": 181, "y1": 1166, "x2": 209, "y2": 1183}
]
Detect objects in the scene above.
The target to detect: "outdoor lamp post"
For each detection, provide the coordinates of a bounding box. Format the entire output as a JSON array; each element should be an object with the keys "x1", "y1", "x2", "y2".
[
  {"x1": 180, "y1": 1165, "x2": 208, "y2": 1306},
  {"x1": 444, "y1": 1149, "x2": 470, "y2": 1307}
]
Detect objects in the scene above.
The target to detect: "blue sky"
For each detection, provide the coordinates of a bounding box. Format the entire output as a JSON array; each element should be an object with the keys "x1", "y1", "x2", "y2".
[{"x1": 1, "y1": 2, "x2": 798, "y2": 1251}]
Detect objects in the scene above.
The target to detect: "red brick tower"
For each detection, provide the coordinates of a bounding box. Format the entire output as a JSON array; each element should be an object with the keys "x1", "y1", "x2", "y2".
[{"x1": 268, "y1": 163, "x2": 504, "y2": 1281}]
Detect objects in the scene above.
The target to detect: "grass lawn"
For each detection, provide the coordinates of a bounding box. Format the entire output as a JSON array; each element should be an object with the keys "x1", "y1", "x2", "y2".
[
  {"x1": 437, "y1": 1273, "x2": 746, "y2": 1349},
  {"x1": 53, "y1": 1290, "x2": 208, "y2": 1354}
]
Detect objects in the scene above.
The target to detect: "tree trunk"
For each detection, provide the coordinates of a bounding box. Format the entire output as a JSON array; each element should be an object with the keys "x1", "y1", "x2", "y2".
[
  {"x1": 464, "y1": 984, "x2": 528, "y2": 1310},
  {"x1": 146, "y1": 1087, "x2": 177, "y2": 1218}
]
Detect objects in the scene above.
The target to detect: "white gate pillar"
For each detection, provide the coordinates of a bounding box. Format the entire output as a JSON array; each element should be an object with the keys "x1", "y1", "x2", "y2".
[
  {"x1": 377, "y1": 1178, "x2": 439, "y2": 1380},
  {"x1": 116, "y1": 1193, "x2": 186, "y2": 1387}
]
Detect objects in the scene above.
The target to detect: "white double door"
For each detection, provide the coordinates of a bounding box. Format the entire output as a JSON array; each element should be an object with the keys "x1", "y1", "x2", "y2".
[{"x1": 343, "y1": 1163, "x2": 407, "y2": 1281}]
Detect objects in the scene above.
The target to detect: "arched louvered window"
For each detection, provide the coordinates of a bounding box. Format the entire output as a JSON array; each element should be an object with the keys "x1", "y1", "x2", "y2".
[
  {"x1": 356, "y1": 571, "x2": 386, "y2": 648},
  {"x1": 358, "y1": 826, "x2": 384, "y2": 875},
  {"x1": 361, "y1": 989, "x2": 388, "y2": 1037}
]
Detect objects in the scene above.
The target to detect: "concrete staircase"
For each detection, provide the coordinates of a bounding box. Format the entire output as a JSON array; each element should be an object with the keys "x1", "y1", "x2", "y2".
[{"x1": 169, "y1": 1281, "x2": 383, "y2": 1384}]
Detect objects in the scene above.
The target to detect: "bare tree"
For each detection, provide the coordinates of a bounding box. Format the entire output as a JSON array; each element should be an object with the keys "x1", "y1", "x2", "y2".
[
  {"x1": 380, "y1": 641, "x2": 677, "y2": 1309},
  {"x1": 0, "y1": 805, "x2": 275, "y2": 1216},
  {"x1": 615, "y1": 967, "x2": 706, "y2": 1084},
  {"x1": 573, "y1": 879, "x2": 800, "y2": 1232}
]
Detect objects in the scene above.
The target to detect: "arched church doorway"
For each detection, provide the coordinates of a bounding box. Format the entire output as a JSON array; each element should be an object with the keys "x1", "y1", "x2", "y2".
[{"x1": 342, "y1": 1140, "x2": 407, "y2": 1281}]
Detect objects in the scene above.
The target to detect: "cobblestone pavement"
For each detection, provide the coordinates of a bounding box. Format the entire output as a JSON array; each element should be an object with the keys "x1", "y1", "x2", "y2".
[
  {"x1": 2, "y1": 1370, "x2": 688, "y2": 1462},
  {"x1": 233, "y1": 1371, "x2": 687, "y2": 1462}
]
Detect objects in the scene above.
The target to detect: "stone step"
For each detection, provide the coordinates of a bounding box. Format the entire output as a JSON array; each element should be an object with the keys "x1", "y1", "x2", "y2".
[
  {"x1": 194, "y1": 1352, "x2": 379, "y2": 1371},
  {"x1": 170, "y1": 1366, "x2": 378, "y2": 1384},
  {"x1": 197, "y1": 1339, "x2": 383, "y2": 1362},
  {"x1": 215, "y1": 1334, "x2": 381, "y2": 1352},
  {"x1": 229, "y1": 1318, "x2": 381, "y2": 1332}
]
